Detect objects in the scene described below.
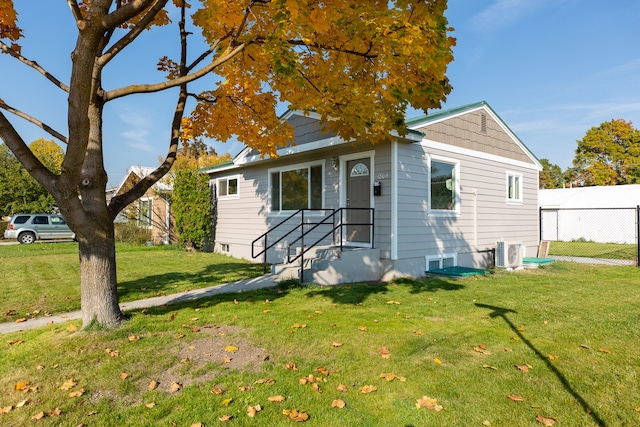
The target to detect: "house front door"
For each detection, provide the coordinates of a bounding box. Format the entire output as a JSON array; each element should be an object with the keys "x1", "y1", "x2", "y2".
[{"x1": 345, "y1": 158, "x2": 371, "y2": 245}]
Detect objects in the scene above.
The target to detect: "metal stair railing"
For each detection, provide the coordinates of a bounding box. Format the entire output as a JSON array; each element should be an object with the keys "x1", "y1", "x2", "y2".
[
  {"x1": 251, "y1": 209, "x2": 331, "y2": 274},
  {"x1": 287, "y1": 208, "x2": 374, "y2": 282}
]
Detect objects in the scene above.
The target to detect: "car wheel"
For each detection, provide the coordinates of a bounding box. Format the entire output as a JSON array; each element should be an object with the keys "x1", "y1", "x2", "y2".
[{"x1": 18, "y1": 232, "x2": 36, "y2": 244}]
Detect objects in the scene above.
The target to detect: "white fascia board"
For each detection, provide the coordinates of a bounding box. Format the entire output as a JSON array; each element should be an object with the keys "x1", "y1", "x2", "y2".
[{"x1": 420, "y1": 138, "x2": 541, "y2": 171}]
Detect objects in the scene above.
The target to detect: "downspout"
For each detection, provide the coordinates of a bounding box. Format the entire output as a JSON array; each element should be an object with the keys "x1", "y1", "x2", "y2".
[{"x1": 391, "y1": 139, "x2": 398, "y2": 260}]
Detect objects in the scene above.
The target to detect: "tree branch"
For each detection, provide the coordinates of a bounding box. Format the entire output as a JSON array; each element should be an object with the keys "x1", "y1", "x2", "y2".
[
  {"x1": 0, "y1": 41, "x2": 70, "y2": 93},
  {"x1": 287, "y1": 39, "x2": 378, "y2": 60},
  {"x1": 0, "y1": 101, "x2": 69, "y2": 144},
  {"x1": 66, "y1": 0, "x2": 83, "y2": 24},
  {"x1": 108, "y1": 0, "x2": 190, "y2": 218},
  {"x1": 103, "y1": 42, "x2": 247, "y2": 101},
  {"x1": 0, "y1": 111, "x2": 59, "y2": 197},
  {"x1": 98, "y1": 0, "x2": 170, "y2": 67},
  {"x1": 102, "y1": 0, "x2": 160, "y2": 30}
]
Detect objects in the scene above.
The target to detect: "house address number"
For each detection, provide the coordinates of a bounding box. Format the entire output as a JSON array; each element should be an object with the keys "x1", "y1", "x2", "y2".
[{"x1": 376, "y1": 172, "x2": 390, "y2": 179}]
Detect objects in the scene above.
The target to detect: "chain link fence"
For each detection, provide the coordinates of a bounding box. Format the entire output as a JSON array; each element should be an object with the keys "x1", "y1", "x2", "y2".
[{"x1": 539, "y1": 207, "x2": 639, "y2": 266}]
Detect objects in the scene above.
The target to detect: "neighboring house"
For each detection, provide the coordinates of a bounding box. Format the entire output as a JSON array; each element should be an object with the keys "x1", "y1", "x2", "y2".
[
  {"x1": 539, "y1": 185, "x2": 640, "y2": 244},
  {"x1": 202, "y1": 101, "x2": 542, "y2": 283},
  {"x1": 111, "y1": 166, "x2": 176, "y2": 244}
]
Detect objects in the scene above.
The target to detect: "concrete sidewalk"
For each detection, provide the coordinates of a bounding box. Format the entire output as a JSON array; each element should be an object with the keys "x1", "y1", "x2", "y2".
[{"x1": 0, "y1": 274, "x2": 281, "y2": 335}]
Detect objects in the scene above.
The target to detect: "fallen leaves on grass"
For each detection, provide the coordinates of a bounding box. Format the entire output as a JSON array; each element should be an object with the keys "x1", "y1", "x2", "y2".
[
  {"x1": 536, "y1": 414, "x2": 557, "y2": 426},
  {"x1": 508, "y1": 395, "x2": 524, "y2": 402},
  {"x1": 219, "y1": 414, "x2": 233, "y2": 421},
  {"x1": 222, "y1": 398, "x2": 233, "y2": 406},
  {"x1": 379, "y1": 346, "x2": 391, "y2": 359},
  {"x1": 284, "y1": 361, "x2": 298, "y2": 370},
  {"x1": 119, "y1": 373, "x2": 131, "y2": 380},
  {"x1": 482, "y1": 364, "x2": 498, "y2": 371},
  {"x1": 31, "y1": 411, "x2": 45, "y2": 420},
  {"x1": 105, "y1": 348, "x2": 119, "y2": 357},
  {"x1": 599, "y1": 348, "x2": 611, "y2": 354},
  {"x1": 247, "y1": 404, "x2": 261, "y2": 417},
  {"x1": 331, "y1": 399, "x2": 346, "y2": 408},
  {"x1": 283, "y1": 409, "x2": 309, "y2": 421},
  {"x1": 515, "y1": 364, "x2": 533, "y2": 372},
  {"x1": 170, "y1": 382, "x2": 182, "y2": 392},
  {"x1": 269, "y1": 395, "x2": 285, "y2": 402},
  {"x1": 148, "y1": 380, "x2": 159, "y2": 390},
  {"x1": 416, "y1": 396, "x2": 443, "y2": 411},
  {"x1": 68, "y1": 388, "x2": 85, "y2": 398},
  {"x1": 145, "y1": 402, "x2": 155, "y2": 408},
  {"x1": 337, "y1": 384, "x2": 348, "y2": 392},
  {"x1": 474, "y1": 344, "x2": 490, "y2": 354},
  {"x1": 14, "y1": 381, "x2": 30, "y2": 391},
  {"x1": 379, "y1": 372, "x2": 406, "y2": 382},
  {"x1": 7, "y1": 339, "x2": 24, "y2": 346},
  {"x1": 359, "y1": 385, "x2": 378, "y2": 393},
  {"x1": 331, "y1": 341, "x2": 343, "y2": 347},
  {"x1": 225, "y1": 345, "x2": 239, "y2": 353}
]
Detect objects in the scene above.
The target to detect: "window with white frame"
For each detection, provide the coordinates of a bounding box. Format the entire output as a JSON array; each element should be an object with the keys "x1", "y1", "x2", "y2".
[
  {"x1": 425, "y1": 253, "x2": 457, "y2": 271},
  {"x1": 270, "y1": 162, "x2": 323, "y2": 212},
  {"x1": 217, "y1": 176, "x2": 239, "y2": 199},
  {"x1": 506, "y1": 172, "x2": 523, "y2": 203},
  {"x1": 429, "y1": 157, "x2": 460, "y2": 214},
  {"x1": 138, "y1": 198, "x2": 152, "y2": 228}
]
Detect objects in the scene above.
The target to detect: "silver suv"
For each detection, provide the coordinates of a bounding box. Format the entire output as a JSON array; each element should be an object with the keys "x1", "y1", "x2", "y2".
[{"x1": 4, "y1": 214, "x2": 76, "y2": 244}]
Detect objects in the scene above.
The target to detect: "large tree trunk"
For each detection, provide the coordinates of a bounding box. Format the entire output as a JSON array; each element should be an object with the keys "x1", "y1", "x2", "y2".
[{"x1": 78, "y1": 232, "x2": 125, "y2": 328}]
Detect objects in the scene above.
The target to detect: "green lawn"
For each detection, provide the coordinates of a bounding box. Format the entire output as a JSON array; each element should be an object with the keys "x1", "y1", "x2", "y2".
[
  {"x1": 1, "y1": 247, "x2": 639, "y2": 426},
  {"x1": 548, "y1": 240, "x2": 637, "y2": 261},
  {"x1": 0, "y1": 243, "x2": 265, "y2": 322}
]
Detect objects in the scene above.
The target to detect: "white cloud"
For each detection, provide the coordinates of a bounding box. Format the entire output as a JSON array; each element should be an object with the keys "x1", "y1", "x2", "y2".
[{"x1": 470, "y1": 0, "x2": 547, "y2": 33}]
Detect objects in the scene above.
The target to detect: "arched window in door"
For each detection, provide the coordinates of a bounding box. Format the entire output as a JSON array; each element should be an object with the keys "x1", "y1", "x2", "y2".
[{"x1": 350, "y1": 162, "x2": 369, "y2": 177}]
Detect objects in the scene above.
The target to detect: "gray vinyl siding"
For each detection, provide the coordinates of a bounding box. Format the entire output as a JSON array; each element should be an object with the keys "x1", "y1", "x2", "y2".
[
  {"x1": 211, "y1": 152, "x2": 343, "y2": 264},
  {"x1": 212, "y1": 165, "x2": 269, "y2": 261},
  {"x1": 395, "y1": 141, "x2": 539, "y2": 271}
]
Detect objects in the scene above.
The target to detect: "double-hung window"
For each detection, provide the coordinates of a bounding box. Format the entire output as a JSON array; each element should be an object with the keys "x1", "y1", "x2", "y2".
[
  {"x1": 138, "y1": 198, "x2": 152, "y2": 228},
  {"x1": 506, "y1": 172, "x2": 523, "y2": 203},
  {"x1": 270, "y1": 162, "x2": 323, "y2": 212},
  {"x1": 429, "y1": 156, "x2": 460, "y2": 215},
  {"x1": 217, "y1": 176, "x2": 239, "y2": 199}
]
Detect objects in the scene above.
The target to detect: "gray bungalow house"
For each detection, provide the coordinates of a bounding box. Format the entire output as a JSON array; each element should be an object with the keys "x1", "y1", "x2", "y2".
[{"x1": 202, "y1": 101, "x2": 542, "y2": 283}]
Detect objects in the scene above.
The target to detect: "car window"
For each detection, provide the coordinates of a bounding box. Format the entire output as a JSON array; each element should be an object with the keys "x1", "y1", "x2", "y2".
[
  {"x1": 33, "y1": 216, "x2": 49, "y2": 225},
  {"x1": 13, "y1": 215, "x2": 31, "y2": 224},
  {"x1": 51, "y1": 216, "x2": 66, "y2": 225}
]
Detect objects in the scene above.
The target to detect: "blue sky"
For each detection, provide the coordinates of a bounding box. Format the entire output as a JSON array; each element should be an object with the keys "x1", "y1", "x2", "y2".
[{"x1": 2, "y1": 1, "x2": 640, "y2": 188}]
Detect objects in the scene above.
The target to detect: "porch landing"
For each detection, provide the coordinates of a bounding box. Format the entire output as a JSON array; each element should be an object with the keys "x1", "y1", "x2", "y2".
[{"x1": 273, "y1": 246, "x2": 381, "y2": 285}]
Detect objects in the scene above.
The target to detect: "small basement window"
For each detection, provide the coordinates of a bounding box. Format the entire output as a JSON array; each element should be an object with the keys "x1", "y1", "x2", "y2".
[
  {"x1": 425, "y1": 253, "x2": 457, "y2": 272},
  {"x1": 220, "y1": 243, "x2": 230, "y2": 253}
]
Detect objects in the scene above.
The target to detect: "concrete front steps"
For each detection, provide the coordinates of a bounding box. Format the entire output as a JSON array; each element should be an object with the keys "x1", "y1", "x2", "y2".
[{"x1": 272, "y1": 245, "x2": 381, "y2": 285}]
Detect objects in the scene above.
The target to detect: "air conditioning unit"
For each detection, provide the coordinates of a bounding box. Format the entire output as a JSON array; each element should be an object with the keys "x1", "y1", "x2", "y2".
[{"x1": 496, "y1": 241, "x2": 523, "y2": 268}]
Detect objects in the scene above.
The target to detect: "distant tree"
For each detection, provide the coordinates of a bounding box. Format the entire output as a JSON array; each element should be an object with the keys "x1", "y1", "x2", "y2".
[
  {"x1": 172, "y1": 169, "x2": 212, "y2": 251},
  {"x1": 0, "y1": 139, "x2": 63, "y2": 215},
  {"x1": 572, "y1": 119, "x2": 640, "y2": 186},
  {"x1": 538, "y1": 158, "x2": 564, "y2": 189}
]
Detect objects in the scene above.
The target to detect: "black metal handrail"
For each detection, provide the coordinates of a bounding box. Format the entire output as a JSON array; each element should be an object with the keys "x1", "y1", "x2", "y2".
[
  {"x1": 251, "y1": 207, "x2": 374, "y2": 281},
  {"x1": 251, "y1": 209, "x2": 332, "y2": 273}
]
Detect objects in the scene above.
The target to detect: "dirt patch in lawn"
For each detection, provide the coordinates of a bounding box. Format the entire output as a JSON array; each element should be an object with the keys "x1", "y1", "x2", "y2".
[{"x1": 149, "y1": 325, "x2": 271, "y2": 393}]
